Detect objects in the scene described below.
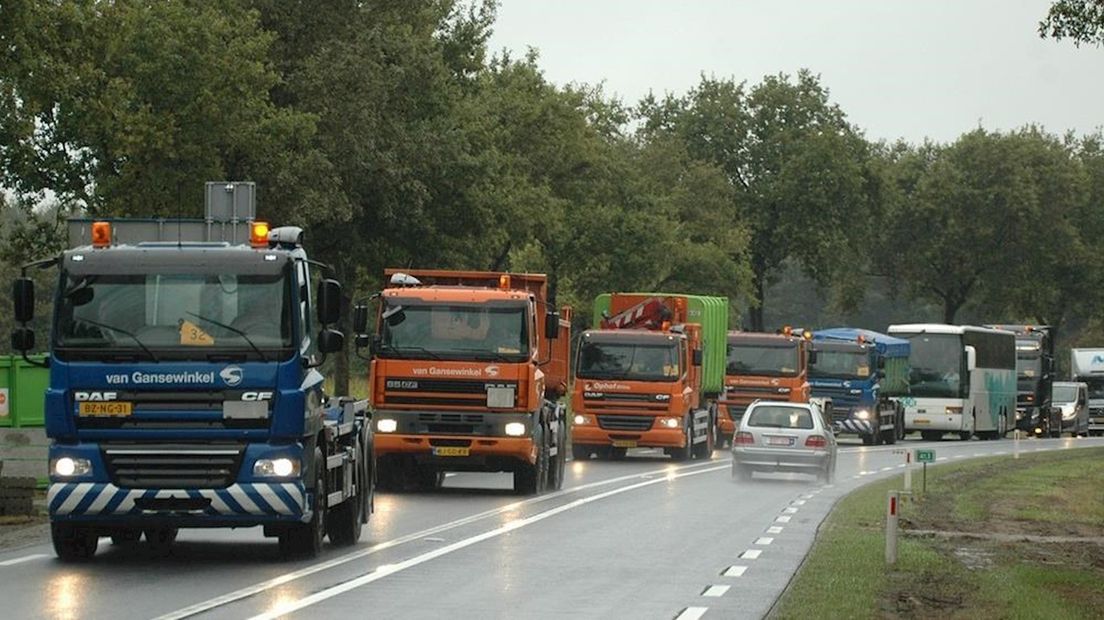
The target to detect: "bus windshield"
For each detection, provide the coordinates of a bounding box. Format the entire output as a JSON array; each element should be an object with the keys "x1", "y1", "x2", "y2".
[
  {"x1": 577, "y1": 341, "x2": 680, "y2": 382},
  {"x1": 727, "y1": 342, "x2": 799, "y2": 377},
  {"x1": 811, "y1": 348, "x2": 872, "y2": 380},
  {"x1": 55, "y1": 271, "x2": 294, "y2": 360},
  {"x1": 900, "y1": 333, "x2": 963, "y2": 398},
  {"x1": 379, "y1": 303, "x2": 529, "y2": 362}
]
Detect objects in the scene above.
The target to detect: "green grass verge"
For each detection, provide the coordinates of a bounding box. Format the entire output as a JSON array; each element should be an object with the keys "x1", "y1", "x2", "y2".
[{"x1": 771, "y1": 447, "x2": 1104, "y2": 619}]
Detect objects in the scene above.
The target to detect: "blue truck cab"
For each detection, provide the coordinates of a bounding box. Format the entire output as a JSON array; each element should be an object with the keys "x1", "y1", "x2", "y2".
[
  {"x1": 809, "y1": 328, "x2": 910, "y2": 445},
  {"x1": 10, "y1": 183, "x2": 372, "y2": 561}
]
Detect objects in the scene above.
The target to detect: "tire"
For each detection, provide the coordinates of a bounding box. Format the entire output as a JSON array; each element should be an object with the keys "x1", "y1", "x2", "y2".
[
  {"x1": 548, "y1": 419, "x2": 567, "y2": 491},
  {"x1": 375, "y1": 456, "x2": 402, "y2": 492},
  {"x1": 326, "y1": 446, "x2": 366, "y2": 547},
  {"x1": 514, "y1": 428, "x2": 547, "y2": 495},
  {"x1": 571, "y1": 443, "x2": 591, "y2": 461},
  {"x1": 715, "y1": 423, "x2": 729, "y2": 449},
  {"x1": 280, "y1": 448, "x2": 325, "y2": 559},
  {"x1": 861, "y1": 433, "x2": 875, "y2": 446},
  {"x1": 920, "y1": 431, "x2": 941, "y2": 442},
  {"x1": 413, "y1": 466, "x2": 444, "y2": 491},
  {"x1": 144, "y1": 527, "x2": 178, "y2": 556},
  {"x1": 110, "y1": 528, "x2": 142, "y2": 546},
  {"x1": 692, "y1": 412, "x2": 713, "y2": 459},
  {"x1": 959, "y1": 432, "x2": 972, "y2": 441},
  {"x1": 52, "y1": 523, "x2": 98, "y2": 562},
  {"x1": 671, "y1": 419, "x2": 693, "y2": 462},
  {"x1": 609, "y1": 446, "x2": 628, "y2": 460}
]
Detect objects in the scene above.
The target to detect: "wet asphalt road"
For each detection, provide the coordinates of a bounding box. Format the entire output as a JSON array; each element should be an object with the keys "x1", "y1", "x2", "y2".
[{"x1": 1, "y1": 434, "x2": 1101, "y2": 620}]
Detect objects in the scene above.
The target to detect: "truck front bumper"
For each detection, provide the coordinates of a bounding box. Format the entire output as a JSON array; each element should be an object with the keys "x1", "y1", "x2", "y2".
[
  {"x1": 374, "y1": 433, "x2": 537, "y2": 465},
  {"x1": 571, "y1": 424, "x2": 686, "y2": 449}
]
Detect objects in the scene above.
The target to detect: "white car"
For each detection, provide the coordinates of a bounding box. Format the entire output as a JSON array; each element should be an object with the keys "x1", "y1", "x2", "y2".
[{"x1": 732, "y1": 400, "x2": 837, "y2": 483}]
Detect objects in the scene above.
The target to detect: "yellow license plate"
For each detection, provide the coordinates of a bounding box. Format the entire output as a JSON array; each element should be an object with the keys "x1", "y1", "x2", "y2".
[
  {"x1": 612, "y1": 440, "x2": 637, "y2": 448},
  {"x1": 78, "y1": 402, "x2": 133, "y2": 417},
  {"x1": 434, "y1": 447, "x2": 470, "y2": 457}
]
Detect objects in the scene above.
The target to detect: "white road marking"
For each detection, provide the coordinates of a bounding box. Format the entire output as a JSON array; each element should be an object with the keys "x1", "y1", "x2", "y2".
[
  {"x1": 156, "y1": 459, "x2": 727, "y2": 620},
  {"x1": 775, "y1": 515, "x2": 791, "y2": 523},
  {"x1": 675, "y1": 607, "x2": 709, "y2": 620},
  {"x1": 766, "y1": 526, "x2": 783, "y2": 534},
  {"x1": 423, "y1": 537, "x2": 445, "y2": 543},
  {"x1": 0, "y1": 554, "x2": 48, "y2": 567},
  {"x1": 246, "y1": 464, "x2": 729, "y2": 620},
  {"x1": 800, "y1": 494, "x2": 814, "y2": 499},
  {"x1": 994, "y1": 451, "x2": 1007, "y2": 455},
  {"x1": 937, "y1": 457, "x2": 949, "y2": 461},
  {"x1": 740, "y1": 549, "x2": 762, "y2": 560},
  {"x1": 755, "y1": 537, "x2": 774, "y2": 545},
  {"x1": 896, "y1": 464, "x2": 906, "y2": 468},
  {"x1": 723, "y1": 566, "x2": 748, "y2": 577},
  {"x1": 783, "y1": 507, "x2": 799, "y2": 514},
  {"x1": 880, "y1": 467, "x2": 893, "y2": 472},
  {"x1": 702, "y1": 585, "x2": 730, "y2": 597},
  {"x1": 791, "y1": 500, "x2": 806, "y2": 506}
]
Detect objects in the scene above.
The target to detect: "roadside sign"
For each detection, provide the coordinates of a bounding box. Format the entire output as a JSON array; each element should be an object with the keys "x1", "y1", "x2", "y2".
[{"x1": 915, "y1": 449, "x2": 935, "y2": 463}]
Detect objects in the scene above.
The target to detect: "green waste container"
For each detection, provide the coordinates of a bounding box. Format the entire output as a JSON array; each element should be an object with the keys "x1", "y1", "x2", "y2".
[{"x1": 0, "y1": 355, "x2": 48, "y2": 428}]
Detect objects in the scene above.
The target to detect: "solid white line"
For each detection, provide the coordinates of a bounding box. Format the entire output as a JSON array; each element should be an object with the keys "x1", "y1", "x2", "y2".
[
  {"x1": 675, "y1": 607, "x2": 709, "y2": 620},
  {"x1": 896, "y1": 464, "x2": 906, "y2": 468},
  {"x1": 775, "y1": 515, "x2": 791, "y2": 523},
  {"x1": 723, "y1": 565, "x2": 748, "y2": 577},
  {"x1": 157, "y1": 459, "x2": 726, "y2": 620},
  {"x1": 247, "y1": 464, "x2": 729, "y2": 620},
  {"x1": 755, "y1": 537, "x2": 774, "y2": 545},
  {"x1": 766, "y1": 526, "x2": 783, "y2": 534},
  {"x1": 740, "y1": 549, "x2": 762, "y2": 560},
  {"x1": 702, "y1": 585, "x2": 730, "y2": 597},
  {"x1": 0, "y1": 554, "x2": 48, "y2": 567},
  {"x1": 937, "y1": 457, "x2": 949, "y2": 461}
]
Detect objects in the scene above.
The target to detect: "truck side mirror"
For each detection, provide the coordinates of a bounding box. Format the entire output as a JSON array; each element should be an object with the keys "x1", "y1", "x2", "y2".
[
  {"x1": 965, "y1": 345, "x2": 977, "y2": 371},
  {"x1": 316, "y1": 279, "x2": 342, "y2": 325},
  {"x1": 353, "y1": 303, "x2": 369, "y2": 334},
  {"x1": 11, "y1": 328, "x2": 34, "y2": 353},
  {"x1": 692, "y1": 349, "x2": 703, "y2": 367},
  {"x1": 807, "y1": 350, "x2": 818, "y2": 365},
  {"x1": 877, "y1": 357, "x2": 886, "y2": 370},
  {"x1": 317, "y1": 328, "x2": 344, "y2": 354},
  {"x1": 545, "y1": 311, "x2": 560, "y2": 339},
  {"x1": 13, "y1": 278, "x2": 34, "y2": 323}
]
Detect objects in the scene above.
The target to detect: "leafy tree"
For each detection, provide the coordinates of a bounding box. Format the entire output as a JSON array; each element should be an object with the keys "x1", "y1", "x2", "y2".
[{"x1": 1040, "y1": 0, "x2": 1104, "y2": 46}]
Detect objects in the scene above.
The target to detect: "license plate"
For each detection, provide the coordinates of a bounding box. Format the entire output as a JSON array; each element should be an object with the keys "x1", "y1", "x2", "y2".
[
  {"x1": 914, "y1": 418, "x2": 930, "y2": 425},
  {"x1": 78, "y1": 402, "x2": 133, "y2": 417},
  {"x1": 433, "y1": 447, "x2": 470, "y2": 457},
  {"x1": 767, "y1": 436, "x2": 794, "y2": 446},
  {"x1": 612, "y1": 440, "x2": 637, "y2": 448},
  {"x1": 486, "y1": 387, "x2": 515, "y2": 408}
]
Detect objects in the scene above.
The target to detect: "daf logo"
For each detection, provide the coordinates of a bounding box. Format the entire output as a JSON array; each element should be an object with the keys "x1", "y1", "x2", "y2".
[
  {"x1": 484, "y1": 365, "x2": 500, "y2": 377},
  {"x1": 843, "y1": 381, "x2": 851, "y2": 388},
  {"x1": 220, "y1": 366, "x2": 243, "y2": 387},
  {"x1": 770, "y1": 378, "x2": 780, "y2": 386},
  {"x1": 74, "y1": 392, "x2": 117, "y2": 401}
]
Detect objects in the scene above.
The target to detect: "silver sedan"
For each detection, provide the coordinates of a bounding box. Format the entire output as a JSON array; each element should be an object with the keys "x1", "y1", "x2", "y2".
[{"x1": 731, "y1": 400, "x2": 837, "y2": 483}]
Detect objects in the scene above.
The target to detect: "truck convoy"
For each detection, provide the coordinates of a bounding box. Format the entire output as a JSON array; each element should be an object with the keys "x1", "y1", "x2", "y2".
[
  {"x1": 10, "y1": 183, "x2": 373, "y2": 561},
  {"x1": 1070, "y1": 348, "x2": 1104, "y2": 436},
  {"x1": 570, "y1": 294, "x2": 727, "y2": 460},
  {"x1": 986, "y1": 325, "x2": 1055, "y2": 434},
  {"x1": 808, "y1": 328, "x2": 909, "y2": 445},
  {"x1": 356, "y1": 269, "x2": 571, "y2": 495},
  {"x1": 718, "y1": 329, "x2": 812, "y2": 445}
]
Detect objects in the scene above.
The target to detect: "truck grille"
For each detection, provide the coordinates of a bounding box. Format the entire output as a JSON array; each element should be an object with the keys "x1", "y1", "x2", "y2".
[
  {"x1": 417, "y1": 412, "x2": 486, "y2": 434},
  {"x1": 74, "y1": 390, "x2": 270, "y2": 430},
  {"x1": 809, "y1": 386, "x2": 860, "y2": 410},
  {"x1": 103, "y1": 444, "x2": 244, "y2": 489},
  {"x1": 597, "y1": 415, "x2": 655, "y2": 431},
  {"x1": 382, "y1": 378, "x2": 518, "y2": 410}
]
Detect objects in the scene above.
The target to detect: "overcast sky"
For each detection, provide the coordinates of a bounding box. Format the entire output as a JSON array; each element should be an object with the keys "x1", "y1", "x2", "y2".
[{"x1": 487, "y1": 1, "x2": 1104, "y2": 144}]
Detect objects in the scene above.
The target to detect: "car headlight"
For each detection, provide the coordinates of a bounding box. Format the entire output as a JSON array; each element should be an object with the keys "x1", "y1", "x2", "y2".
[
  {"x1": 377, "y1": 418, "x2": 398, "y2": 433},
  {"x1": 53, "y1": 457, "x2": 92, "y2": 478},
  {"x1": 853, "y1": 409, "x2": 871, "y2": 420},
  {"x1": 656, "y1": 416, "x2": 681, "y2": 429},
  {"x1": 1061, "y1": 407, "x2": 1076, "y2": 420},
  {"x1": 254, "y1": 458, "x2": 300, "y2": 478},
  {"x1": 504, "y1": 422, "x2": 526, "y2": 437}
]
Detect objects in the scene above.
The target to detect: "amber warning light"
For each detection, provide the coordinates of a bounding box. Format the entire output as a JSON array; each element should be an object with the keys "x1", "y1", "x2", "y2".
[
  {"x1": 250, "y1": 221, "x2": 270, "y2": 248},
  {"x1": 91, "y1": 221, "x2": 112, "y2": 247}
]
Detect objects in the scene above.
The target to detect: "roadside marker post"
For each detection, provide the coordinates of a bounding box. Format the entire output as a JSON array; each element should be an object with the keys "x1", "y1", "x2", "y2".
[
  {"x1": 903, "y1": 450, "x2": 912, "y2": 493},
  {"x1": 886, "y1": 490, "x2": 899, "y2": 565},
  {"x1": 1014, "y1": 428, "x2": 1020, "y2": 459}
]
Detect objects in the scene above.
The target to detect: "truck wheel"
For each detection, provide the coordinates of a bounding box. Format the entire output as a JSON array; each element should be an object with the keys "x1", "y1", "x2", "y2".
[
  {"x1": 883, "y1": 414, "x2": 898, "y2": 445},
  {"x1": 52, "y1": 523, "x2": 98, "y2": 562},
  {"x1": 280, "y1": 448, "x2": 325, "y2": 559},
  {"x1": 326, "y1": 449, "x2": 366, "y2": 547},
  {"x1": 861, "y1": 433, "x2": 875, "y2": 446},
  {"x1": 413, "y1": 466, "x2": 444, "y2": 491},
  {"x1": 920, "y1": 431, "x2": 940, "y2": 442},
  {"x1": 959, "y1": 432, "x2": 972, "y2": 441},
  {"x1": 671, "y1": 420, "x2": 692, "y2": 462},
  {"x1": 548, "y1": 419, "x2": 567, "y2": 491},
  {"x1": 514, "y1": 428, "x2": 547, "y2": 495},
  {"x1": 144, "y1": 527, "x2": 178, "y2": 556},
  {"x1": 609, "y1": 447, "x2": 628, "y2": 460},
  {"x1": 571, "y1": 443, "x2": 591, "y2": 461},
  {"x1": 375, "y1": 457, "x2": 400, "y2": 492},
  {"x1": 110, "y1": 528, "x2": 142, "y2": 546},
  {"x1": 715, "y1": 422, "x2": 728, "y2": 449}
]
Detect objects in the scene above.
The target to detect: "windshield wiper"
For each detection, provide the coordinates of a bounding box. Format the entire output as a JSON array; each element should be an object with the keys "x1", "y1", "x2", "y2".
[
  {"x1": 74, "y1": 317, "x2": 159, "y2": 362},
  {"x1": 449, "y1": 348, "x2": 520, "y2": 362},
  {"x1": 186, "y1": 312, "x2": 269, "y2": 362},
  {"x1": 381, "y1": 345, "x2": 442, "y2": 360}
]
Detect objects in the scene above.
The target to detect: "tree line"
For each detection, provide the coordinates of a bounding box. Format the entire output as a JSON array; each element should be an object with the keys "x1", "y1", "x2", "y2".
[{"x1": 1, "y1": 0, "x2": 1101, "y2": 391}]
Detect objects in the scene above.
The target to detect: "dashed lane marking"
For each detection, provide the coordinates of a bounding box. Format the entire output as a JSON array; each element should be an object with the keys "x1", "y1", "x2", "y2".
[
  {"x1": 775, "y1": 515, "x2": 791, "y2": 523},
  {"x1": 675, "y1": 607, "x2": 709, "y2": 620},
  {"x1": 880, "y1": 467, "x2": 893, "y2": 472},
  {"x1": 702, "y1": 585, "x2": 730, "y2": 597},
  {"x1": 723, "y1": 566, "x2": 748, "y2": 577},
  {"x1": 0, "y1": 554, "x2": 48, "y2": 567},
  {"x1": 783, "y1": 507, "x2": 799, "y2": 514},
  {"x1": 766, "y1": 526, "x2": 783, "y2": 534},
  {"x1": 755, "y1": 537, "x2": 774, "y2": 545},
  {"x1": 740, "y1": 549, "x2": 763, "y2": 560},
  {"x1": 791, "y1": 499, "x2": 806, "y2": 506}
]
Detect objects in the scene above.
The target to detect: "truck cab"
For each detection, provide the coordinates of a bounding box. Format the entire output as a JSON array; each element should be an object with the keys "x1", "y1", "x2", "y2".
[
  {"x1": 1070, "y1": 348, "x2": 1104, "y2": 436},
  {"x1": 986, "y1": 325, "x2": 1055, "y2": 433},
  {"x1": 718, "y1": 330, "x2": 812, "y2": 442}
]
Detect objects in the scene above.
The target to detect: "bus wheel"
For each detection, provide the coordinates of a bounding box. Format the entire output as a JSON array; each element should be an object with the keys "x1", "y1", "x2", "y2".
[{"x1": 959, "y1": 432, "x2": 972, "y2": 441}]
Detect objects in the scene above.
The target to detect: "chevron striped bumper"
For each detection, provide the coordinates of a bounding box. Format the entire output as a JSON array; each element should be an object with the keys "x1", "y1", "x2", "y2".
[
  {"x1": 48, "y1": 482, "x2": 308, "y2": 522},
  {"x1": 834, "y1": 419, "x2": 874, "y2": 435}
]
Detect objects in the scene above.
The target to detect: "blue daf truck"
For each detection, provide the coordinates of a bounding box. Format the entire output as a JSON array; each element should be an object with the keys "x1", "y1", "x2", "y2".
[
  {"x1": 808, "y1": 328, "x2": 910, "y2": 445},
  {"x1": 10, "y1": 183, "x2": 373, "y2": 561}
]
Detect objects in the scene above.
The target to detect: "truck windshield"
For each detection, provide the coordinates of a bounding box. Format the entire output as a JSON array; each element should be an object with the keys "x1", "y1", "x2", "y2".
[
  {"x1": 1085, "y1": 379, "x2": 1104, "y2": 400},
  {"x1": 726, "y1": 342, "x2": 799, "y2": 377},
  {"x1": 899, "y1": 333, "x2": 962, "y2": 398},
  {"x1": 380, "y1": 303, "x2": 529, "y2": 361},
  {"x1": 55, "y1": 271, "x2": 293, "y2": 360},
  {"x1": 576, "y1": 341, "x2": 680, "y2": 382},
  {"x1": 1016, "y1": 352, "x2": 1042, "y2": 390},
  {"x1": 811, "y1": 349, "x2": 872, "y2": 380}
]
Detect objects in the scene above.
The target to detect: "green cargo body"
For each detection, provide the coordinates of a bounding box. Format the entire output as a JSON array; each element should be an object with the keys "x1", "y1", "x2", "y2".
[
  {"x1": 592, "y1": 293, "x2": 729, "y2": 397},
  {"x1": 0, "y1": 356, "x2": 49, "y2": 428}
]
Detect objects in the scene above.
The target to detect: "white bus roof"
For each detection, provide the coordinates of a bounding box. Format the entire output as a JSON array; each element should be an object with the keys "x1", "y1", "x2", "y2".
[{"x1": 888, "y1": 324, "x2": 1014, "y2": 336}]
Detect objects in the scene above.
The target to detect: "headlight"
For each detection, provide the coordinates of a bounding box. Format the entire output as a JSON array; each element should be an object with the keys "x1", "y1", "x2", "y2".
[
  {"x1": 254, "y1": 458, "x2": 300, "y2": 478},
  {"x1": 377, "y1": 418, "x2": 398, "y2": 433},
  {"x1": 853, "y1": 409, "x2": 871, "y2": 420},
  {"x1": 504, "y1": 422, "x2": 526, "y2": 437},
  {"x1": 656, "y1": 416, "x2": 681, "y2": 429},
  {"x1": 53, "y1": 457, "x2": 92, "y2": 478},
  {"x1": 1061, "y1": 406, "x2": 1076, "y2": 420},
  {"x1": 574, "y1": 414, "x2": 594, "y2": 426}
]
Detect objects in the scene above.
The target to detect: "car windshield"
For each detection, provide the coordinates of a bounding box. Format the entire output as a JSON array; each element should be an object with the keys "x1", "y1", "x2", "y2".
[
  {"x1": 55, "y1": 271, "x2": 293, "y2": 359},
  {"x1": 727, "y1": 342, "x2": 799, "y2": 376},
  {"x1": 900, "y1": 333, "x2": 962, "y2": 398},
  {"x1": 747, "y1": 406, "x2": 814, "y2": 430},
  {"x1": 379, "y1": 303, "x2": 529, "y2": 361},
  {"x1": 577, "y1": 341, "x2": 680, "y2": 382},
  {"x1": 811, "y1": 348, "x2": 871, "y2": 379},
  {"x1": 1052, "y1": 385, "x2": 1079, "y2": 403}
]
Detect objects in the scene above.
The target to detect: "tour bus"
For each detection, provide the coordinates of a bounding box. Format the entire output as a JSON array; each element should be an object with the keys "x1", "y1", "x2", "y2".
[{"x1": 887, "y1": 324, "x2": 1016, "y2": 441}]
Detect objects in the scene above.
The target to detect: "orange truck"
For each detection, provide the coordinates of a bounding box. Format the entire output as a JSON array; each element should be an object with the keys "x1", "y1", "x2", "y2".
[
  {"x1": 717, "y1": 329, "x2": 813, "y2": 445},
  {"x1": 571, "y1": 293, "x2": 728, "y2": 461},
  {"x1": 354, "y1": 270, "x2": 571, "y2": 495}
]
